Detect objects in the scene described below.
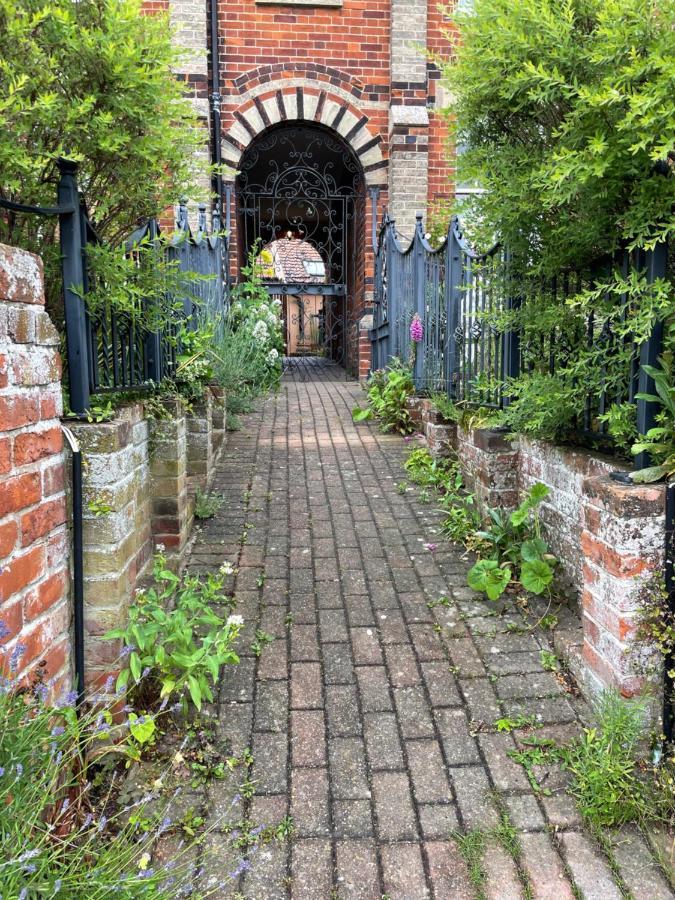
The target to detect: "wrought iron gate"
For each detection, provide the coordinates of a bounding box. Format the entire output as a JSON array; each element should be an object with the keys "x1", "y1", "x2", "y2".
[{"x1": 236, "y1": 124, "x2": 363, "y2": 365}]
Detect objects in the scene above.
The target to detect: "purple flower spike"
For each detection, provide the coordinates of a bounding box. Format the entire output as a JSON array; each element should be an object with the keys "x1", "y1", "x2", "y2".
[
  {"x1": 410, "y1": 314, "x2": 423, "y2": 343},
  {"x1": 0, "y1": 621, "x2": 10, "y2": 640}
]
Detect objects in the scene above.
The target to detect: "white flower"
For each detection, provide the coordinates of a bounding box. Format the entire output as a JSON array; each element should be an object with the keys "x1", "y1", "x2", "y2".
[
  {"x1": 272, "y1": 298, "x2": 282, "y2": 307},
  {"x1": 266, "y1": 348, "x2": 279, "y2": 365},
  {"x1": 227, "y1": 614, "x2": 244, "y2": 627},
  {"x1": 252, "y1": 320, "x2": 269, "y2": 345},
  {"x1": 219, "y1": 561, "x2": 234, "y2": 576},
  {"x1": 155, "y1": 543, "x2": 166, "y2": 553}
]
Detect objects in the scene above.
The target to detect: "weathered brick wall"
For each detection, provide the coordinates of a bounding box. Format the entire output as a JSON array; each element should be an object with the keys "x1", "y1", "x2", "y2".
[
  {"x1": 519, "y1": 438, "x2": 624, "y2": 594},
  {"x1": 412, "y1": 403, "x2": 666, "y2": 703},
  {"x1": 69, "y1": 404, "x2": 154, "y2": 691},
  {"x1": 0, "y1": 243, "x2": 70, "y2": 693}
]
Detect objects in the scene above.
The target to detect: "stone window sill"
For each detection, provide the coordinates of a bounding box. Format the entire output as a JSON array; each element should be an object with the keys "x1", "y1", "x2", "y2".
[{"x1": 256, "y1": 0, "x2": 343, "y2": 6}]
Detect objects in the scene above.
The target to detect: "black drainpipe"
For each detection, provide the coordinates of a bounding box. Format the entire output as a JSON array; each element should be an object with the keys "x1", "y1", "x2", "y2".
[
  {"x1": 62, "y1": 426, "x2": 85, "y2": 708},
  {"x1": 663, "y1": 483, "x2": 675, "y2": 743},
  {"x1": 209, "y1": 0, "x2": 223, "y2": 228}
]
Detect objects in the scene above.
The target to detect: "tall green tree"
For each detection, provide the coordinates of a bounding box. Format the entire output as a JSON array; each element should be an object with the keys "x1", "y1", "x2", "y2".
[
  {"x1": 443, "y1": 0, "x2": 674, "y2": 268},
  {"x1": 441, "y1": 0, "x2": 674, "y2": 442},
  {"x1": 0, "y1": 0, "x2": 208, "y2": 313}
]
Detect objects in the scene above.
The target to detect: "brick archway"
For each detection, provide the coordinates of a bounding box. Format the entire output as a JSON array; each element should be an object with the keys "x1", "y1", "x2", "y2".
[{"x1": 222, "y1": 85, "x2": 386, "y2": 186}]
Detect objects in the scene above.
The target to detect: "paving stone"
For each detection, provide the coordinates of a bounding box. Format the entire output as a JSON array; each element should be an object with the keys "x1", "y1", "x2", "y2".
[
  {"x1": 291, "y1": 839, "x2": 333, "y2": 900},
  {"x1": 216, "y1": 702, "x2": 253, "y2": 755},
  {"x1": 459, "y1": 677, "x2": 502, "y2": 722},
  {"x1": 380, "y1": 842, "x2": 430, "y2": 897},
  {"x1": 445, "y1": 637, "x2": 487, "y2": 676},
  {"x1": 418, "y1": 803, "x2": 460, "y2": 839},
  {"x1": 520, "y1": 832, "x2": 576, "y2": 900},
  {"x1": 483, "y1": 839, "x2": 524, "y2": 900},
  {"x1": 356, "y1": 666, "x2": 393, "y2": 712},
  {"x1": 408, "y1": 623, "x2": 446, "y2": 660},
  {"x1": 372, "y1": 772, "x2": 418, "y2": 840},
  {"x1": 326, "y1": 684, "x2": 362, "y2": 736},
  {"x1": 485, "y1": 650, "x2": 545, "y2": 675},
  {"x1": 425, "y1": 841, "x2": 473, "y2": 899},
  {"x1": 290, "y1": 709, "x2": 326, "y2": 767},
  {"x1": 385, "y1": 645, "x2": 421, "y2": 686},
  {"x1": 540, "y1": 792, "x2": 583, "y2": 828},
  {"x1": 377, "y1": 609, "x2": 408, "y2": 645},
  {"x1": 478, "y1": 732, "x2": 531, "y2": 792},
  {"x1": 420, "y1": 660, "x2": 462, "y2": 708},
  {"x1": 291, "y1": 767, "x2": 330, "y2": 837},
  {"x1": 435, "y1": 708, "x2": 481, "y2": 765},
  {"x1": 363, "y1": 712, "x2": 404, "y2": 770},
  {"x1": 608, "y1": 824, "x2": 674, "y2": 900},
  {"x1": 335, "y1": 840, "x2": 380, "y2": 899},
  {"x1": 290, "y1": 662, "x2": 323, "y2": 709},
  {"x1": 394, "y1": 686, "x2": 435, "y2": 738},
  {"x1": 323, "y1": 643, "x2": 354, "y2": 683},
  {"x1": 504, "y1": 793, "x2": 546, "y2": 831},
  {"x1": 351, "y1": 627, "x2": 383, "y2": 665},
  {"x1": 502, "y1": 695, "x2": 577, "y2": 726},
  {"x1": 344, "y1": 593, "x2": 376, "y2": 626},
  {"x1": 255, "y1": 681, "x2": 289, "y2": 732},
  {"x1": 333, "y1": 799, "x2": 374, "y2": 838},
  {"x1": 318, "y1": 607, "x2": 349, "y2": 642},
  {"x1": 290, "y1": 624, "x2": 320, "y2": 661},
  {"x1": 257, "y1": 641, "x2": 288, "y2": 680},
  {"x1": 559, "y1": 831, "x2": 623, "y2": 900},
  {"x1": 495, "y1": 671, "x2": 564, "y2": 700},
  {"x1": 252, "y1": 731, "x2": 288, "y2": 793},
  {"x1": 406, "y1": 739, "x2": 451, "y2": 803},
  {"x1": 329, "y1": 737, "x2": 370, "y2": 800},
  {"x1": 242, "y1": 841, "x2": 289, "y2": 899},
  {"x1": 449, "y1": 766, "x2": 500, "y2": 830}
]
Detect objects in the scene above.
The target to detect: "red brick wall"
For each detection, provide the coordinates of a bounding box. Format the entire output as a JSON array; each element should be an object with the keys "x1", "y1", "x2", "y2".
[
  {"x1": 0, "y1": 244, "x2": 70, "y2": 695},
  {"x1": 427, "y1": 0, "x2": 455, "y2": 225}
]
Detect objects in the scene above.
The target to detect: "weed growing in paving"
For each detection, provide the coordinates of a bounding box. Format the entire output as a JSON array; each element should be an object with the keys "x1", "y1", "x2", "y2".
[
  {"x1": 250, "y1": 629, "x2": 274, "y2": 658},
  {"x1": 540, "y1": 650, "x2": 559, "y2": 671},
  {"x1": 194, "y1": 488, "x2": 224, "y2": 520},
  {"x1": 454, "y1": 829, "x2": 487, "y2": 896}
]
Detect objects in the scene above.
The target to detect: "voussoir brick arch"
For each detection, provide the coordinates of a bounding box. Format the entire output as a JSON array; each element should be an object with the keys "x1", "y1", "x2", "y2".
[{"x1": 222, "y1": 85, "x2": 386, "y2": 185}]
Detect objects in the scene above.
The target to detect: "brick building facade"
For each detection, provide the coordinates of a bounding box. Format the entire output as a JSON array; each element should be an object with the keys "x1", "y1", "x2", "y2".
[{"x1": 152, "y1": 0, "x2": 457, "y2": 375}]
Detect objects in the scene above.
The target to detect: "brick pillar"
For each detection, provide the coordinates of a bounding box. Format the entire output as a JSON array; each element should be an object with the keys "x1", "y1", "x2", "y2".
[
  {"x1": 580, "y1": 476, "x2": 666, "y2": 700},
  {"x1": 358, "y1": 314, "x2": 373, "y2": 383},
  {"x1": 149, "y1": 401, "x2": 191, "y2": 570},
  {"x1": 0, "y1": 243, "x2": 70, "y2": 694},
  {"x1": 69, "y1": 403, "x2": 153, "y2": 691},
  {"x1": 456, "y1": 426, "x2": 519, "y2": 511},
  {"x1": 186, "y1": 391, "x2": 214, "y2": 493},
  {"x1": 389, "y1": 0, "x2": 429, "y2": 238}
]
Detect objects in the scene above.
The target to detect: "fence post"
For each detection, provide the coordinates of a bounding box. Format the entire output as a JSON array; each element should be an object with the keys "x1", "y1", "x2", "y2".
[
  {"x1": 57, "y1": 159, "x2": 90, "y2": 416},
  {"x1": 444, "y1": 218, "x2": 462, "y2": 399},
  {"x1": 144, "y1": 218, "x2": 163, "y2": 383},
  {"x1": 387, "y1": 219, "x2": 399, "y2": 361},
  {"x1": 413, "y1": 213, "x2": 426, "y2": 390},
  {"x1": 501, "y1": 250, "x2": 521, "y2": 408},
  {"x1": 635, "y1": 242, "x2": 667, "y2": 470}
]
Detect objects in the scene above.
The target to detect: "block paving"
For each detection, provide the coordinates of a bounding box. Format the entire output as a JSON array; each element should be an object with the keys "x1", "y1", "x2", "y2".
[{"x1": 188, "y1": 358, "x2": 672, "y2": 899}]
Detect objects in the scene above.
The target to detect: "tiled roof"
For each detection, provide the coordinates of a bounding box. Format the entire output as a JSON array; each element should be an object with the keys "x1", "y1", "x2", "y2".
[{"x1": 263, "y1": 239, "x2": 326, "y2": 284}]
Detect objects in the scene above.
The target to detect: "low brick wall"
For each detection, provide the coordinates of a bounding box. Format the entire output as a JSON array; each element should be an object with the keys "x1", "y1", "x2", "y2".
[
  {"x1": 69, "y1": 404, "x2": 154, "y2": 691},
  {"x1": 186, "y1": 391, "x2": 213, "y2": 495},
  {"x1": 149, "y1": 402, "x2": 191, "y2": 570},
  {"x1": 0, "y1": 243, "x2": 70, "y2": 694},
  {"x1": 409, "y1": 396, "x2": 667, "y2": 704}
]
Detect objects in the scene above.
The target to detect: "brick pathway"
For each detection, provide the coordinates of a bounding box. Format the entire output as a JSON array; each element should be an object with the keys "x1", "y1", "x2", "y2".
[{"x1": 190, "y1": 357, "x2": 672, "y2": 899}]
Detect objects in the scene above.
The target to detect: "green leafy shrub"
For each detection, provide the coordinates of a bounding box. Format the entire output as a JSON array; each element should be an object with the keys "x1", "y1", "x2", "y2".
[
  {"x1": 467, "y1": 483, "x2": 557, "y2": 600},
  {"x1": 442, "y1": 0, "x2": 675, "y2": 443},
  {"x1": 404, "y1": 448, "x2": 458, "y2": 488},
  {"x1": 107, "y1": 553, "x2": 241, "y2": 711},
  {"x1": 194, "y1": 489, "x2": 224, "y2": 520},
  {"x1": 630, "y1": 359, "x2": 675, "y2": 483},
  {"x1": 352, "y1": 360, "x2": 415, "y2": 434},
  {"x1": 0, "y1": 0, "x2": 207, "y2": 318},
  {"x1": 564, "y1": 691, "x2": 648, "y2": 827}
]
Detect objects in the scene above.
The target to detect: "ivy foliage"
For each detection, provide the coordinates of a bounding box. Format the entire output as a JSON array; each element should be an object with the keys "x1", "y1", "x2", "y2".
[
  {"x1": 441, "y1": 0, "x2": 675, "y2": 446},
  {"x1": 0, "y1": 0, "x2": 208, "y2": 313}
]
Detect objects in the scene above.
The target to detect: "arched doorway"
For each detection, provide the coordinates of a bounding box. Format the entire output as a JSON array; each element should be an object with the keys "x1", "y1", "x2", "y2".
[{"x1": 236, "y1": 123, "x2": 365, "y2": 371}]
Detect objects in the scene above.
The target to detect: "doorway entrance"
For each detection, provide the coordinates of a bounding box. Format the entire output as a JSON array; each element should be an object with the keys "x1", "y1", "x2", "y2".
[{"x1": 236, "y1": 123, "x2": 365, "y2": 370}]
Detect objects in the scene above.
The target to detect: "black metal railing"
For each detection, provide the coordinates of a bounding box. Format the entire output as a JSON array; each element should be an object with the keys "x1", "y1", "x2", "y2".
[
  {"x1": 370, "y1": 211, "x2": 669, "y2": 468},
  {"x1": 1, "y1": 159, "x2": 228, "y2": 415}
]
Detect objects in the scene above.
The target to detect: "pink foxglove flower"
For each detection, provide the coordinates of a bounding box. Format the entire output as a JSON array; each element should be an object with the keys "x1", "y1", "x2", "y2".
[{"x1": 410, "y1": 314, "x2": 423, "y2": 343}]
